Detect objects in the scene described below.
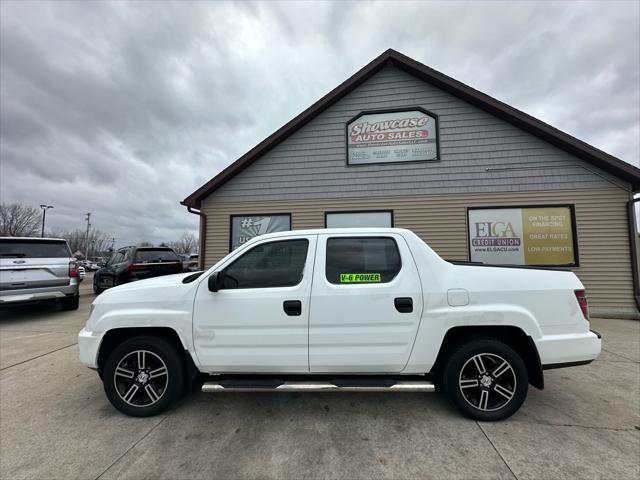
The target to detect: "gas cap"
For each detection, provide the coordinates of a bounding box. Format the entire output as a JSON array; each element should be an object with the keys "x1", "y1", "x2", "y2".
[{"x1": 447, "y1": 288, "x2": 469, "y2": 307}]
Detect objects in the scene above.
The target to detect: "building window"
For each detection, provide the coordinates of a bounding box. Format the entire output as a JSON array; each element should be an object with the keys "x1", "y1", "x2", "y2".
[
  {"x1": 325, "y1": 237, "x2": 401, "y2": 285},
  {"x1": 221, "y1": 239, "x2": 308, "y2": 289},
  {"x1": 229, "y1": 214, "x2": 291, "y2": 251},
  {"x1": 467, "y1": 205, "x2": 579, "y2": 267},
  {"x1": 325, "y1": 211, "x2": 393, "y2": 228}
]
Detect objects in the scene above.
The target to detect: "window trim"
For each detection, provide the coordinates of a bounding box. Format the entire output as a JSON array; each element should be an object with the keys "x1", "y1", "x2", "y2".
[
  {"x1": 228, "y1": 213, "x2": 292, "y2": 252},
  {"x1": 220, "y1": 238, "x2": 309, "y2": 290},
  {"x1": 324, "y1": 210, "x2": 394, "y2": 228},
  {"x1": 466, "y1": 204, "x2": 580, "y2": 268},
  {"x1": 324, "y1": 236, "x2": 403, "y2": 286}
]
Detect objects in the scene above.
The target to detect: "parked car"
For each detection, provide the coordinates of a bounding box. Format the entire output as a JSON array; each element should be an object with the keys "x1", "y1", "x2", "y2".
[
  {"x1": 85, "y1": 261, "x2": 100, "y2": 271},
  {"x1": 79, "y1": 228, "x2": 601, "y2": 420},
  {"x1": 93, "y1": 246, "x2": 183, "y2": 294},
  {"x1": 1, "y1": 237, "x2": 80, "y2": 310},
  {"x1": 179, "y1": 253, "x2": 199, "y2": 272}
]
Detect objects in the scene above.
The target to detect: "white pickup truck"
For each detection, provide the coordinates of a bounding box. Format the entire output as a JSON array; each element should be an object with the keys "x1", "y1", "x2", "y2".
[{"x1": 79, "y1": 228, "x2": 601, "y2": 421}]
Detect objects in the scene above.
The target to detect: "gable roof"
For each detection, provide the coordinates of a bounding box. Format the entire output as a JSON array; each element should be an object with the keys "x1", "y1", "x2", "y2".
[{"x1": 183, "y1": 48, "x2": 640, "y2": 208}]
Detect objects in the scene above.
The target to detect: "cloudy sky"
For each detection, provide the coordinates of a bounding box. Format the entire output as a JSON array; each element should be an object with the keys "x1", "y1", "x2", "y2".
[{"x1": 1, "y1": 1, "x2": 638, "y2": 247}]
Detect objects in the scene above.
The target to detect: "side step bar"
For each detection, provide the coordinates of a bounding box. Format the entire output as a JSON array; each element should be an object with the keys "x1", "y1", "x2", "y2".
[{"x1": 202, "y1": 381, "x2": 435, "y2": 393}]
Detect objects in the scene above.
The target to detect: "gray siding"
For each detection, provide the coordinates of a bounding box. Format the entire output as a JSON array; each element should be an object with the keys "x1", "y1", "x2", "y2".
[{"x1": 206, "y1": 66, "x2": 630, "y2": 203}]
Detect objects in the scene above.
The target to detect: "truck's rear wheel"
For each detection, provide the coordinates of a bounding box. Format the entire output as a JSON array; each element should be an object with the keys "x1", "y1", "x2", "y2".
[
  {"x1": 103, "y1": 336, "x2": 185, "y2": 417},
  {"x1": 442, "y1": 338, "x2": 528, "y2": 421}
]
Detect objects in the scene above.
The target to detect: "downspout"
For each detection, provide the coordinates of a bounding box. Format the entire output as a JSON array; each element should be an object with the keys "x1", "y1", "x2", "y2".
[
  {"x1": 628, "y1": 196, "x2": 640, "y2": 310},
  {"x1": 184, "y1": 204, "x2": 207, "y2": 270}
]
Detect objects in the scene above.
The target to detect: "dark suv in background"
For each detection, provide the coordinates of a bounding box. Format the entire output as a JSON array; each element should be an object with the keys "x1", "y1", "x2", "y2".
[{"x1": 93, "y1": 246, "x2": 183, "y2": 294}]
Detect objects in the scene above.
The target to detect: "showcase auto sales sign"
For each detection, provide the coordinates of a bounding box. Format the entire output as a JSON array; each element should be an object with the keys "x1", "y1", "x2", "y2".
[{"x1": 347, "y1": 110, "x2": 438, "y2": 164}]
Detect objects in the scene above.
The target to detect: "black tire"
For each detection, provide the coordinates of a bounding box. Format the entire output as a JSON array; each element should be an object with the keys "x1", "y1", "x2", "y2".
[
  {"x1": 93, "y1": 276, "x2": 104, "y2": 295},
  {"x1": 61, "y1": 294, "x2": 80, "y2": 311},
  {"x1": 103, "y1": 336, "x2": 185, "y2": 417},
  {"x1": 442, "y1": 337, "x2": 528, "y2": 421}
]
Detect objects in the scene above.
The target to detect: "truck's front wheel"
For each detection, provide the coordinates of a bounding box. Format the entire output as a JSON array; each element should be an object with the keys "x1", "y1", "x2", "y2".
[
  {"x1": 103, "y1": 336, "x2": 185, "y2": 417},
  {"x1": 442, "y1": 338, "x2": 528, "y2": 421}
]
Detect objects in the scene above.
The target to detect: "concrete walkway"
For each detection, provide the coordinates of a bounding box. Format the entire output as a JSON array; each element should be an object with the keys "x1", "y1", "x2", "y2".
[{"x1": 0, "y1": 286, "x2": 638, "y2": 479}]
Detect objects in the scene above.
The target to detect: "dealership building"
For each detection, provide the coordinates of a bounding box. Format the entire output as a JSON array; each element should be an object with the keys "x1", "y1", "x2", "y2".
[{"x1": 183, "y1": 49, "x2": 640, "y2": 319}]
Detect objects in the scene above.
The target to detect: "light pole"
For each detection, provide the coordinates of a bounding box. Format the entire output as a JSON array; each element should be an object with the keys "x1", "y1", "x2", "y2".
[
  {"x1": 40, "y1": 205, "x2": 53, "y2": 237},
  {"x1": 84, "y1": 212, "x2": 91, "y2": 260}
]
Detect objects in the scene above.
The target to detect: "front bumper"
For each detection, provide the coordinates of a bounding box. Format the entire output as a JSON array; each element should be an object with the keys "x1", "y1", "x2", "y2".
[
  {"x1": 78, "y1": 328, "x2": 102, "y2": 369},
  {"x1": 536, "y1": 330, "x2": 601, "y2": 367}
]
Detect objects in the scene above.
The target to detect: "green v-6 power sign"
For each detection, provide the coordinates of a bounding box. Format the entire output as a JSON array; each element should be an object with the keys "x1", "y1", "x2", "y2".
[{"x1": 347, "y1": 110, "x2": 438, "y2": 165}]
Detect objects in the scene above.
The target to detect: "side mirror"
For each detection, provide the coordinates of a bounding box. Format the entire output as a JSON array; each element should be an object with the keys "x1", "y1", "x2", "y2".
[{"x1": 208, "y1": 271, "x2": 222, "y2": 292}]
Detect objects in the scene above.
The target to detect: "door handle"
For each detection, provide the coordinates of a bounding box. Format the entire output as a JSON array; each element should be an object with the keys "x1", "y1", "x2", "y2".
[
  {"x1": 394, "y1": 297, "x2": 413, "y2": 313},
  {"x1": 283, "y1": 300, "x2": 302, "y2": 316}
]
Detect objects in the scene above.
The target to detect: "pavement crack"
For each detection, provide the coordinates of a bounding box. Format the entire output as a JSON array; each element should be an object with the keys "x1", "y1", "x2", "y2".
[
  {"x1": 601, "y1": 348, "x2": 639, "y2": 363},
  {"x1": 94, "y1": 415, "x2": 169, "y2": 480},
  {"x1": 476, "y1": 421, "x2": 519, "y2": 480},
  {"x1": 512, "y1": 420, "x2": 636, "y2": 432},
  {"x1": 0, "y1": 342, "x2": 78, "y2": 371}
]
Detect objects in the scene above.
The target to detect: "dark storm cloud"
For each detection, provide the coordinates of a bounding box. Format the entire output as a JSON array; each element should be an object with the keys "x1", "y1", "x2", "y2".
[{"x1": 1, "y1": 1, "x2": 638, "y2": 246}]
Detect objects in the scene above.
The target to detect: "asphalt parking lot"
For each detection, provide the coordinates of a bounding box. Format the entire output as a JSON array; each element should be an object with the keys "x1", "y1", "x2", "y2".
[{"x1": 0, "y1": 275, "x2": 638, "y2": 480}]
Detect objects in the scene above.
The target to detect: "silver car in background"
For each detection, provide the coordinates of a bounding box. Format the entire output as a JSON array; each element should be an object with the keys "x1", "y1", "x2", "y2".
[
  {"x1": 0, "y1": 237, "x2": 80, "y2": 310},
  {"x1": 179, "y1": 253, "x2": 199, "y2": 272}
]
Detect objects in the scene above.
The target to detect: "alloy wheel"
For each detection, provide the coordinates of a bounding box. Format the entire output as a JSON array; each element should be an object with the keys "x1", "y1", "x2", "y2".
[
  {"x1": 113, "y1": 350, "x2": 169, "y2": 407},
  {"x1": 458, "y1": 353, "x2": 516, "y2": 412}
]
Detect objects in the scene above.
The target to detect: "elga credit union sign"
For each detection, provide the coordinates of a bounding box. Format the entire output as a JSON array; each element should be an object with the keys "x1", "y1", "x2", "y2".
[
  {"x1": 468, "y1": 206, "x2": 577, "y2": 266},
  {"x1": 347, "y1": 109, "x2": 438, "y2": 164}
]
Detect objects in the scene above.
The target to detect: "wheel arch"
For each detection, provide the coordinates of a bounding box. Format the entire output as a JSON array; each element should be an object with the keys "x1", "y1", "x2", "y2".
[
  {"x1": 431, "y1": 325, "x2": 544, "y2": 390},
  {"x1": 97, "y1": 327, "x2": 201, "y2": 391}
]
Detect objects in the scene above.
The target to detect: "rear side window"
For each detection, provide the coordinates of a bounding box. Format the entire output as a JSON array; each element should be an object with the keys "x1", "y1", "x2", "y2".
[
  {"x1": 135, "y1": 249, "x2": 179, "y2": 262},
  {"x1": 108, "y1": 252, "x2": 125, "y2": 265},
  {"x1": 222, "y1": 239, "x2": 308, "y2": 289},
  {"x1": 0, "y1": 239, "x2": 71, "y2": 258},
  {"x1": 326, "y1": 237, "x2": 401, "y2": 285}
]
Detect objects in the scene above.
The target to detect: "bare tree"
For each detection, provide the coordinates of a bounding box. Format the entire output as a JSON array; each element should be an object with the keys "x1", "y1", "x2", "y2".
[
  {"x1": 139, "y1": 240, "x2": 153, "y2": 247},
  {"x1": 48, "y1": 228, "x2": 113, "y2": 258},
  {"x1": 167, "y1": 232, "x2": 198, "y2": 254},
  {"x1": 0, "y1": 203, "x2": 41, "y2": 237}
]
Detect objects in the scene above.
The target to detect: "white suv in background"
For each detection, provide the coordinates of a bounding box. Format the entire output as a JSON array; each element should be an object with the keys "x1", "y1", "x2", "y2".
[{"x1": 0, "y1": 237, "x2": 80, "y2": 310}]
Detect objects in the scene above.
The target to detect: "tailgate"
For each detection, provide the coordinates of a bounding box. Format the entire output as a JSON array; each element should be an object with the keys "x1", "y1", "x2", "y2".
[
  {"x1": 131, "y1": 261, "x2": 183, "y2": 279},
  {"x1": 0, "y1": 258, "x2": 70, "y2": 290},
  {"x1": 132, "y1": 248, "x2": 182, "y2": 279}
]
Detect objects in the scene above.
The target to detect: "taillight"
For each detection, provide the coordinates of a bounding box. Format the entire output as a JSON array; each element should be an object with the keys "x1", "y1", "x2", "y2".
[
  {"x1": 188, "y1": 261, "x2": 197, "y2": 267},
  {"x1": 69, "y1": 261, "x2": 79, "y2": 277},
  {"x1": 127, "y1": 262, "x2": 182, "y2": 270},
  {"x1": 128, "y1": 263, "x2": 148, "y2": 270},
  {"x1": 574, "y1": 290, "x2": 589, "y2": 320}
]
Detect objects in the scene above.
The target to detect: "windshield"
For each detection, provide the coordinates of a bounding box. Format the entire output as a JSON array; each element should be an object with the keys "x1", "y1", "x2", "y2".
[
  {"x1": 135, "y1": 248, "x2": 179, "y2": 262},
  {"x1": 0, "y1": 239, "x2": 71, "y2": 258}
]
